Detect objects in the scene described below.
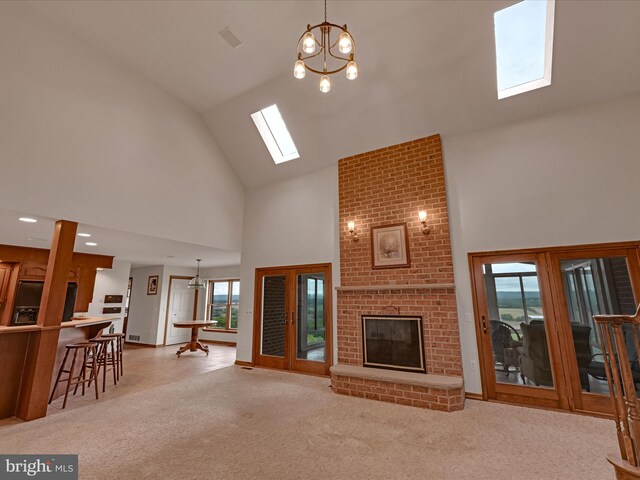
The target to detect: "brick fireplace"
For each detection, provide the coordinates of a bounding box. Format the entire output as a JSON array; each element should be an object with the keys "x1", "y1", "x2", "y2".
[{"x1": 331, "y1": 134, "x2": 465, "y2": 412}]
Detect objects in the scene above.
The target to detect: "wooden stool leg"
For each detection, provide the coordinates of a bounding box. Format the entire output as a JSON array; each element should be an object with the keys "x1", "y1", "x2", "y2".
[
  {"x1": 110, "y1": 340, "x2": 117, "y2": 386},
  {"x1": 73, "y1": 348, "x2": 88, "y2": 396},
  {"x1": 101, "y1": 343, "x2": 107, "y2": 393},
  {"x1": 113, "y1": 340, "x2": 120, "y2": 382},
  {"x1": 88, "y1": 346, "x2": 98, "y2": 400},
  {"x1": 62, "y1": 349, "x2": 79, "y2": 410},
  {"x1": 88, "y1": 342, "x2": 101, "y2": 389},
  {"x1": 49, "y1": 348, "x2": 70, "y2": 404},
  {"x1": 119, "y1": 336, "x2": 124, "y2": 377},
  {"x1": 91, "y1": 345, "x2": 99, "y2": 400}
]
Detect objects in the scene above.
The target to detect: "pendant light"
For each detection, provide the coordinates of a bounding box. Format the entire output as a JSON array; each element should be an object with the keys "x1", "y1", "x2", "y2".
[
  {"x1": 188, "y1": 259, "x2": 206, "y2": 289},
  {"x1": 294, "y1": 0, "x2": 358, "y2": 93}
]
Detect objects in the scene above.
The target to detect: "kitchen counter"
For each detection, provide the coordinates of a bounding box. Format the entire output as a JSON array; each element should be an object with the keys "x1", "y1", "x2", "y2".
[
  {"x1": 64, "y1": 316, "x2": 114, "y2": 328},
  {"x1": 0, "y1": 317, "x2": 113, "y2": 334}
]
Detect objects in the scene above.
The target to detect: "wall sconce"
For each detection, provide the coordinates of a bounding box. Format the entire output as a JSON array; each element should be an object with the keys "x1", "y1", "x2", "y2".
[
  {"x1": 347, "y1": 221, "x2": 359, "y2": 242},
  {"x1": 418, "y1": 210, "x2": 430, "y2": 235}
]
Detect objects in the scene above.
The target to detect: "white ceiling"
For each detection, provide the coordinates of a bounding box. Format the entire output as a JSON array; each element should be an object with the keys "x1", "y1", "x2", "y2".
[
  {"x1": 26, "y1": 0, "x2": 640, "y2": 188},
  {"x1": 0, "y1": 208, "x2": 240, "y2": 268}
]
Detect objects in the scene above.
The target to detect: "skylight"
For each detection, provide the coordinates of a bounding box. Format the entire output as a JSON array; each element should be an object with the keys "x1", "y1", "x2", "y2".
[
  {"x1": 250, "y1": 104, "x2": 299, "y2": 164},
  {"x1": 494, "y1": 0, "x2": 555, "y2": 99}
]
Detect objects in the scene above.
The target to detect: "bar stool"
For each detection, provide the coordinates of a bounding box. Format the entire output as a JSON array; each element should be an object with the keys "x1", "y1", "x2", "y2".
[
  {"x1": 49, "y1": 342, "x2": 99, "y2": 409},
  {"x1": 102, "y1": 333, "x2": 124, "y2": 380},
  {"x1": 89, "y1": 337, "x2": 118, "y2": 393}
]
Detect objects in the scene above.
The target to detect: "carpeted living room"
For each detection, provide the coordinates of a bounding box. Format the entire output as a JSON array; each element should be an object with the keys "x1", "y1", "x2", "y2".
[{"x1": 1, "y1": 1, "x2": 640, "y2": 479}]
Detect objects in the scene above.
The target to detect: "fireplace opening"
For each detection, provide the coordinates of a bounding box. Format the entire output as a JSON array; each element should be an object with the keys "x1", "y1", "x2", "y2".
[{"x1": 362, "y1": 315, "x2": 426, "y2": 373}]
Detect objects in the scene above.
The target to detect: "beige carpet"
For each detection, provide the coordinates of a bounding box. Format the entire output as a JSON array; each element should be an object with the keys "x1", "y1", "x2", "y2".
[{"x1": 0, "y1": 366, "x2": 617, "y2": 480}]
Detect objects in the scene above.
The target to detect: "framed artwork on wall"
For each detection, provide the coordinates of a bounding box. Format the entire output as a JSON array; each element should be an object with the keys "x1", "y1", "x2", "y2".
[
  {"x1": 147, "y1": 275, "x2": 159, "y2": 295},
  {"x1": 371, "y1": 223, "x2": 411, "y2": 269}
]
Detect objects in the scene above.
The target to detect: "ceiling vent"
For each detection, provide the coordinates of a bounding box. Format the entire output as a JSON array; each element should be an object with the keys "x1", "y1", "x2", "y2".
[{"x1": 218, "y1": 27, "x2": 242, "y2": 49}]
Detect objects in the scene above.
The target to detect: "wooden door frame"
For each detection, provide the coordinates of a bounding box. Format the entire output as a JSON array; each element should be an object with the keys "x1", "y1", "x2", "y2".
[
  {"x1": 252, "y1": 263, "x2": 333, "y2": 376},
  {"x1": 469, "y1": 240, "x2": 640, "y2": 414},
  {"x1": 252, "y1": 267, "x2": 290, "y2": 371},
  {"x1": 289, "y1": 264, "x2": 333, "y2": 376},
  {"x1": 162, "y1": 275, "x2": 199, "y2": 346},
  {"x1": 470, "y1": 252, "x2": 569, "y2": 410},
  {"x1": 546, "y1": 245, "x2": 640, "y2": 415}
]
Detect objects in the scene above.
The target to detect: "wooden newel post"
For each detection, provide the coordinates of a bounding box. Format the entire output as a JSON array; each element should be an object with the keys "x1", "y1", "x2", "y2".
[{"x1": 16, "y1": 220, "x2": 78, "y2": 421}]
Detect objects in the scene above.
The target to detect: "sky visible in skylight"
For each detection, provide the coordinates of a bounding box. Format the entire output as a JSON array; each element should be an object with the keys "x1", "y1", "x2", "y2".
[
  {"x1": 494, "y1": 0, "x2": 551, "y2": 95},
  {"x1": 250, "y1": 104, "x2": 299, "y2": 164}
]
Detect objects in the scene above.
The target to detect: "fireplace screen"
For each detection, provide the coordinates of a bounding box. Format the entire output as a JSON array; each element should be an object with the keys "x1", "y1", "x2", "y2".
[{"x1": 362, "y1": 315, "x2": 426, "y2": 373}]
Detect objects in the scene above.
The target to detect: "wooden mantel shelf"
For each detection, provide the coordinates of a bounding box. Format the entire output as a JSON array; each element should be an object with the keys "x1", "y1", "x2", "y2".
[{"x1": 335, "y1": 283, "x2": 455, "y2": 292}]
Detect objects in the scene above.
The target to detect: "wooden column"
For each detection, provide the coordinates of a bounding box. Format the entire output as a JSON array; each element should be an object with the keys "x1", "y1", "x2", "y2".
[{"x1": 16, "y1": 220, "x2": 78, "y2": 420}]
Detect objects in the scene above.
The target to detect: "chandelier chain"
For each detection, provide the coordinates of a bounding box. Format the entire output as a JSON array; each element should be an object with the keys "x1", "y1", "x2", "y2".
[{"x1": 324, "y1": 0, "x2": 327, "y2": 22}]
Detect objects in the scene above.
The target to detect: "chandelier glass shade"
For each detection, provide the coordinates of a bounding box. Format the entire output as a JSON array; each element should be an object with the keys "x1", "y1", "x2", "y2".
[
  {"x1": 294, "y1": 0, "x2": 357, "y2": 92},
  {"x1": 188, "y1": 258, "x2": 206, "y2": 290}
]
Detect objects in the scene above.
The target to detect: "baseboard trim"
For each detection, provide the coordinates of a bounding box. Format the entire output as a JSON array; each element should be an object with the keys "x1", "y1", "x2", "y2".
[
  {"x1": 235, "y1": 360, "x2": 253, "y2": 367},
  {"x1": 465, "y1": 392, "x2": 484, "y2": 401},
  {"x1": 201, "y1": 339, "x2": 237, "y2": 347},
  {"x1": 124, "y1": 341, "x2": 158, "y2": 348}
]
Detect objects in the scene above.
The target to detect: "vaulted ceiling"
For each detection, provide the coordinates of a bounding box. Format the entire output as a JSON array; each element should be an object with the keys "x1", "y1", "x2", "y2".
[{"x1": 28, "y1": 0, "x2": 640, "y2": 187}]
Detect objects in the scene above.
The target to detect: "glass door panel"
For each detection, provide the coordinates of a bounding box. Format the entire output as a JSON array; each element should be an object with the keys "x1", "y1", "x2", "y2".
[
  {"x1": 473, "y1": 253, "x2": 566, "y2": 409},
  {"x1": 483, "y1": 261, "x2": 554, "y2": 388},
  {"x1": 259, "y1": 275, "x2": 287, "y2": 364},
  {"x1": 552, "y1": 250, "x2": 640, "y2": 413},
  {"x1": 296, "y1": 273, "x2": 326, "y2": 363}
]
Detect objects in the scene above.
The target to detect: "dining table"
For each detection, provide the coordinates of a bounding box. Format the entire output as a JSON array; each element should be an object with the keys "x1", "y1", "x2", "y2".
[{"x1": 172, "y1": 320, "x2": 216, "y2": 357}]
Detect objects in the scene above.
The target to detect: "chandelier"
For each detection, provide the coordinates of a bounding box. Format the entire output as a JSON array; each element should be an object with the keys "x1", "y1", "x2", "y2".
[
  {"x1": 188, "y1": 259, "x2": 206, "y2": 290},
  {"x1": 293, "y1": 0, "x2": 358, "y2": 93}
]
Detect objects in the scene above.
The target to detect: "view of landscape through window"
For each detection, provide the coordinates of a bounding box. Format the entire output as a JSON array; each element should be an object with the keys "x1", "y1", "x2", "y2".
[
  {"x1": 489, "y1": 263, "x2": 542, "y2": 327},
  {"x1": 306, "y1": 277, "x2": 324, "y2": 346},
  {"x1": 208, "y1": 280, "x2": 240, "y2": 330}
]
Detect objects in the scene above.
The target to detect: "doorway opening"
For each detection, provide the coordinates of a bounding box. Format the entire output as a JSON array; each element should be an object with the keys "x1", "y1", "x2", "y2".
[{"x1": 163, "y1": 276, "x2": 199, "y2": 346}]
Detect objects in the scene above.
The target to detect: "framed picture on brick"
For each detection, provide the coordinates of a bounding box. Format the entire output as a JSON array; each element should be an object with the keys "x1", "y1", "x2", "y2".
[{"x1": 371, "y1": 223, "x2": 410, "y2": 269}]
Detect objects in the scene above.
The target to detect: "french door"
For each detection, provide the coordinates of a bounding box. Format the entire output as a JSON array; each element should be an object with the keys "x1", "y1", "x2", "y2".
[
  {"x1": 252, "y1": 264, "x2": 332, "y2": 376},
  {"x1": 547, "y1": 246, "x2": 640, "y2": 414},
  {"x1": 471, "y1": 253, "x2": 569, "y2": 409},
  {"x1": 471, "y1": 242, "x2": 640, "y2": 414}
]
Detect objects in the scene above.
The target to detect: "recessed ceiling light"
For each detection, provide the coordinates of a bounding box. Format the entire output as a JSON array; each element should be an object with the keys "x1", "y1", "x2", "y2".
[
  {"x1": 19, "y1": 217, "x2": 38, "y2": 223},
  {"x1": 85, "y1": 242, "x2": 98, "y2": 246},
  {"x1": 78, "y1": 233, "x2": 92, "y2": 237}
]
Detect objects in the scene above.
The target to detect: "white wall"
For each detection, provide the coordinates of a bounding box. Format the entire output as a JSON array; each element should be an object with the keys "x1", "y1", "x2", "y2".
[
  {"x1": 0, "y1": 2, "x2": 244, "y2": 251},
  {"x1": 235, "y1": 166, "x2": 340, "y2": 363},
  {"x1": 443, "y1": 91, "x2": 640, "y2": 393},
  {"x1": 86, "y1": 259, "x2": 132, "y2": 334},
  {"x1": 127, "y1": 265, "x2": 164, "y2": 345}
]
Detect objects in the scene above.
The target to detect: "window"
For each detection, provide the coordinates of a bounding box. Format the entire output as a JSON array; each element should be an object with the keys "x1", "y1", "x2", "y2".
[
  {"x1": 494, "y1": 0, "x2": 555, "y2": 99},
  {"x1": 250, "y1": 104, "x2": 299, "y2": 164},
  {"x1": 206, "y1": 280, "x2": 240, "y2": 331}
]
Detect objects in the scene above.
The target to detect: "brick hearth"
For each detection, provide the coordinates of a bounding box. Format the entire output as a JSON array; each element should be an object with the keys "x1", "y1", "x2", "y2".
[{"x1": 334, "y1": 134, "x2": 464, "y2": 411}]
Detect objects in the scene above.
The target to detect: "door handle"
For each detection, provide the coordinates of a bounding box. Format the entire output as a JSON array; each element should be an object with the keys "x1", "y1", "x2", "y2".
[
  {"x1": 283, "y1": 312, "x2": 288, "y2": 326},
  {"x1": 481, "y1": 315, "x2": 488, "y2": 334}
]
